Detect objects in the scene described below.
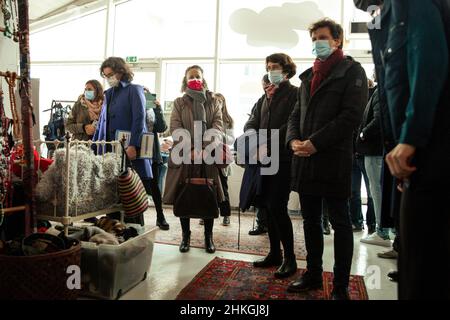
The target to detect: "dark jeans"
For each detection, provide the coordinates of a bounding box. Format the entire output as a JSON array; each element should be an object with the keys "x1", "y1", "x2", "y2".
[
  {"x1": 181, "y1": 218, "x2": 214, "y2": 234},
  {"x1": 261, "y1": 163, "x2": 295, "y2": 258},
  {"x1": 218, "y1": 170, "x2": 231, "y2": 217},
  {"x1": 300, "y1": 194, "x2": 354, "y2": 288},
  {"x1": 149, "y1": 162, "x2": 165, "y2": 220},
  {"x1": 351, "y1": 156, "x2": 376, "y2": 229},
  {"x1": 398, "y1": 182, "x2": 450, "y2": 300}
]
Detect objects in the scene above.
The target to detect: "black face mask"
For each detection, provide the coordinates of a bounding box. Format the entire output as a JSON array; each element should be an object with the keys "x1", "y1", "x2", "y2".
[{"x1": 353, "y1": 0, "x2": 383, "y2": 12}]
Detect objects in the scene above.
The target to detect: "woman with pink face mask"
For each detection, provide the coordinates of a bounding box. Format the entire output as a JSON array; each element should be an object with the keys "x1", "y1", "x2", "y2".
[{"x1": 163, "y1": 65, "x2": 225, "y2": 254}]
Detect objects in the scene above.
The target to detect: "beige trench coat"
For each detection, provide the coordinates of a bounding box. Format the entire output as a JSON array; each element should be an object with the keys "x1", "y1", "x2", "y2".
[{"x1": 163, "y1": 91, "x2": 226, "y2": 205}]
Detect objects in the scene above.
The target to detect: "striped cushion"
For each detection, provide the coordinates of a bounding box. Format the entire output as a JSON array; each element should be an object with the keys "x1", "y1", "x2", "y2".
[{"x1": 118, "y1": 168, "x2": 149, "y2": 217}]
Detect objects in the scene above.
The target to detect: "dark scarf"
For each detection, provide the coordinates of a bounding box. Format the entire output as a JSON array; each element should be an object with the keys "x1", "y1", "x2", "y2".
[
  {"x1": 186, "y1": 88, "x2": 207, "y2": 134},
  {"x1": 311, "y1": 49, "x2": 345, "y2": 96}
]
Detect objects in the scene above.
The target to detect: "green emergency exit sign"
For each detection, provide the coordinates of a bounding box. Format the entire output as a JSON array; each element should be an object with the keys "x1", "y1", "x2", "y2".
[{"x1": 126, "y1": 56, "x2": 138, "y2": 63}]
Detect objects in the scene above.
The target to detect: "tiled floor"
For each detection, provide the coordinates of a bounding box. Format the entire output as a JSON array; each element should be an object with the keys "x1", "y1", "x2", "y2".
[{"x1": 121, "y1": 209, "x2": 398, "y2": 300}]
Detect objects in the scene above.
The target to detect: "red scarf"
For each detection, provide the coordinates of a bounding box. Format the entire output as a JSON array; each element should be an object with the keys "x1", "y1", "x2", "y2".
[
  {"x1": 264, "y1": 83, "x2": 278, "y2": 100},
  {"x1": 310, "y1": 49, "x2": 345, "y2": 96}
]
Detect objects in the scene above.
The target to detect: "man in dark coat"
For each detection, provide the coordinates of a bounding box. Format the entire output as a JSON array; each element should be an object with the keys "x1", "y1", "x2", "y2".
[{"x1": 286, "y1": 18, "x2": 368, "y2": 300}]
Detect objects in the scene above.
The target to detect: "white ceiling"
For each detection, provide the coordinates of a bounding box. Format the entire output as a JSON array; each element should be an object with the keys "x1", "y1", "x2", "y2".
[{"x1": 29, "y1": 0, "x2": 100, "y2": 23}]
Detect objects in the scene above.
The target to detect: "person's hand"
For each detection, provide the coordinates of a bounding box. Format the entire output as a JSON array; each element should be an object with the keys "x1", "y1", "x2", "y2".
[
  {"x1": 290, "y1": 139, "x2": 303, "y2": 152},
  {"x1": 126, "y1": 146, "x2": 138, "y2": 161},
  {"x1": 84, "y1": 124, "x2": 96, "y2": 136},
  {"x1": 386, "y1": 144, "x2": 417, "y2": 179},
  {"x1": 294, "y1": 140, "x2": 317, "y2": 157}
]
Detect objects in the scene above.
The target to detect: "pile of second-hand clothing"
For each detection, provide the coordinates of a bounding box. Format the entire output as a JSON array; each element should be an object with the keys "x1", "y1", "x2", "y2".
[
  {"x1": 61, "y1": 217, "x2": 139, "y2": 245},
  {"x1": 36, "y1": 144, "x2": 121, "y2": 216}
]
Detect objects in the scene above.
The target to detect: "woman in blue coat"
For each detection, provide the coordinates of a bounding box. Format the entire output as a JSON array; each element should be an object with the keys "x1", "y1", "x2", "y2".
[{"x1": 94, "y1": 57, "x2": 152, "y2": 226}]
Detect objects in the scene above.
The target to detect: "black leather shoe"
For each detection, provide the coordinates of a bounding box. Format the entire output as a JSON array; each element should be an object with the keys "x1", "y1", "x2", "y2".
[
  {"x1": 179, "y1": 231, "x2": 191, "y2": 253},
  {"x1": 157, "y1": 218, "x2": 170, "y2": 231},
  {"x1": 205, "y1": 233, "x2": 216, "y2": 254},
  {"x1": 331, "y1": 286, "x2": 350, "y2": 300},
  {"x1": 387, "y1": 271, "x2": 398, "y2": 282},
  {"x1": 222, "y1": 216, "x2": 230, "y2": 226},
  {"x1": 287, "y1": 272, "x2": 323, "y2": 293},
  {"x1": 253, "y1": 252, "x2": 283, "y2": 268},
  {"x1": 274, "y1": 255, "x2": 298, "y2": 279},
  {"x1": 249, "y1": 226, "x2": 268, "y2": 236}
]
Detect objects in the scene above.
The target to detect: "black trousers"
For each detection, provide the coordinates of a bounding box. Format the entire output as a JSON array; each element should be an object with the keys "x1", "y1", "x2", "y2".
[
  {"x1": 149, "y1": 162, "x2": 165, "y2": 220},
  {"x1": 300, "y1": 194, "x2": 354, "y2": 288},
  {"x1": 261, "y1": 163, "x2": 295, "y2": 258},
  {"x1": 399, "y1": 182, "x2": 450, "y2": 299},
  {"x1": 218, "y1": 170, "x2": 231, "y2": 217},
  {"x1": 181, "y1": 218, "x2": 214, "y2": 234}
]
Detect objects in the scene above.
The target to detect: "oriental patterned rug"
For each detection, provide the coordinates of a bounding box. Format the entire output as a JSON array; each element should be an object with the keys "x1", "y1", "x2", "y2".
[{"x1": 176, "y1": 257, "x2": 368, "y2": 300}]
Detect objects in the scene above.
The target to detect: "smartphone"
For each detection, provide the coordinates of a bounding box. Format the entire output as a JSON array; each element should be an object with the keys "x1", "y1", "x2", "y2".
[{"x1": 145, "y1": 93, "x2": 157, "y2": 109}]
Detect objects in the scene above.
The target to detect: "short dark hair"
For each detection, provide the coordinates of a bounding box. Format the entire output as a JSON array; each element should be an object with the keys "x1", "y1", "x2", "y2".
[
  {"x1": 309, "y1": 18, "x2": 344, "y2": 49},
  {"x1": 265, "y1": 53, "x2": 297, "y2": 79},
  {"x1": 181, "y1": 65, "x2": 209, "y2": 93},
  {"x1": 100, "y1": 57, "x2": 134, "y2": 82},
  {"x1": 85, "y1": 79, "x2": 104, "y2": 103}
]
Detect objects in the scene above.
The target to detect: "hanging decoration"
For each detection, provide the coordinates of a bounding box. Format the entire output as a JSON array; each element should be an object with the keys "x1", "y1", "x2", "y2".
[
  {"x1": 3, "y1": 72, "x2": 21, "y2": 139},
  {"x1": 17, "y1": 0, "x2": 35, "y2": 236},
  {"x1": 1, "y1": 0, "x2": 18, "y2": 41},
  {"x1": 0, "y1": 88, "x2": 12, "y2": 218}
]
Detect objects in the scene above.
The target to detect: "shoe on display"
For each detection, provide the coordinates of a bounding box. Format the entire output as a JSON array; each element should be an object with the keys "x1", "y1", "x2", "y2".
[{"x1": 360, "y1": 233, "x2": 392, "y2": 247}]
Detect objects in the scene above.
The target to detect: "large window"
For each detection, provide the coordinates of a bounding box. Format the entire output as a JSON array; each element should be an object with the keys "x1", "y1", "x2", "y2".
[
  {"x1": 219, "y1": 0, "x2": 343, "y2": 59},
  {"x1": 31, "y1": 64, "x2": 103, "y2": 138},
  {"x1": 114, "y1": 0, "x2": 217, "y2": 58},
  {"x1": 30, "y1": 10, "x2": 107, "y2": 62}
]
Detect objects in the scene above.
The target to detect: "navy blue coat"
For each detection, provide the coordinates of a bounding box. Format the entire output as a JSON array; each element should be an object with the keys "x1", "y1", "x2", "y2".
[{"x1": 94, "y1": 81, "x2": 152, "y2": 179}]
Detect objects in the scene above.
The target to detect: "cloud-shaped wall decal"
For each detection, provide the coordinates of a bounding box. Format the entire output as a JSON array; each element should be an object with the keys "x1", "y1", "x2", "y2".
[{"x1": 229, "y1": 1, "x2": 325, "y2": 49}]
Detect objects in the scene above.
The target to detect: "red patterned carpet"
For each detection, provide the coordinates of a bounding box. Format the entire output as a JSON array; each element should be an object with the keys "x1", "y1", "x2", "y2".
[
  {"x1": 176, "y1": 257, "x2": 369, "y2": 300},
  {"x1": 152, "y1": 210, "x2": 307, "y2": 260}
]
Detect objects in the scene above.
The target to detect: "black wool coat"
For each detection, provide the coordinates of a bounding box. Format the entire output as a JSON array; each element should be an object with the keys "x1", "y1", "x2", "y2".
[{"x1": 286, "y1": 56, "x2": 368, "y2": 198}]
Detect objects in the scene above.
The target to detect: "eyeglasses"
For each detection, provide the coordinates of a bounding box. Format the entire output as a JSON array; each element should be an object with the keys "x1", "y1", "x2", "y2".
[{"x1": 102, "y1": 72, "x2": 116, "y2": 79}]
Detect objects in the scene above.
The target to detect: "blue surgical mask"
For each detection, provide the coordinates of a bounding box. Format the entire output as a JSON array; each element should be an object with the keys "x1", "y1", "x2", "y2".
[
  {"x1": 84, "y1": 90, "x2": 95, "y2": 101},
  {"x1": 268, "y1": 70, "x2": 284, "y2": 85},
  {"x1": 312, "y1": 40, "x2": 334, "y2": 60}
]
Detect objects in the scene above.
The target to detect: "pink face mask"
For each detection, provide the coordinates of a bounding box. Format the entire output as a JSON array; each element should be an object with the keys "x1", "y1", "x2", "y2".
[{"x1": 187, "y1": 79, "x2": 203, "y2": 91}]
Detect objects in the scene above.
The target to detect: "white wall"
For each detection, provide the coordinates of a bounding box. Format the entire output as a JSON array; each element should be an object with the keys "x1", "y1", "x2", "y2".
[{"x1": 0, "y1": 15, "x2": 20, "y2": 118}]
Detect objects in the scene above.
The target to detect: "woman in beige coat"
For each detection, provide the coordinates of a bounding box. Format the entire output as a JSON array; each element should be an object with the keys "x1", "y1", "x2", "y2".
[
  {"x1": 66, "y1": 80, "x2": 104, "y2": 141},
  {"x1": 163, "y1": 65, "x2": 224, "y2": 254}
]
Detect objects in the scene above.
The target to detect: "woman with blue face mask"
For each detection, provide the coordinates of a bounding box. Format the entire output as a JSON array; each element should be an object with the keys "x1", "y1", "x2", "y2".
[
  {"x1": 244, "y1": 53, "x2": 299, "y2": 279},
  {"x1": 66, "y1": 79, "x2": 104, "y2": 141}
]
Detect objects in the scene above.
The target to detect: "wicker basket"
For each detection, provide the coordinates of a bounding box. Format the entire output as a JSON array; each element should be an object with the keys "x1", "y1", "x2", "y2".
[{"x1": 0, "y1": 242, "x2": 81, "y2": 300}]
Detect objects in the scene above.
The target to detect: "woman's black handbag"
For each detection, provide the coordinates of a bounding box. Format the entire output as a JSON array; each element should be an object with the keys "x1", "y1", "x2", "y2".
[{"x1": 173, "y1": 164, "x2": 219, "y2": 219}]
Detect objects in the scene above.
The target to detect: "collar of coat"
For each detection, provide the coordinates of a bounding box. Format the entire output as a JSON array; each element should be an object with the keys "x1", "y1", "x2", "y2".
[{"x1": 299, "y1": 56, "x2": 358, "y2": 89}]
